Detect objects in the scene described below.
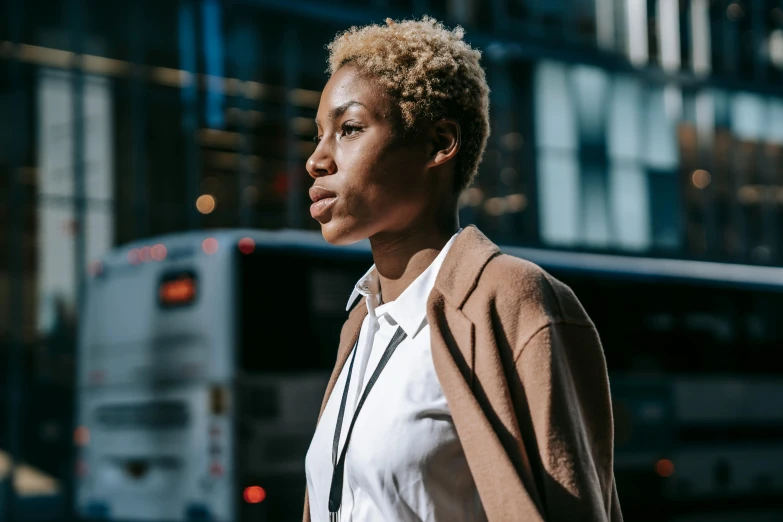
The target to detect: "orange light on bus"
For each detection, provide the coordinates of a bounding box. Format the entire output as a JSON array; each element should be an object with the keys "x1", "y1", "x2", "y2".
[
  {"x1": 238, "y1": 237, "x2": 255, "y2": 255},
  {"x1": 74, "y1": 426, "x2": 90, "y2": 446},
  {"x1": 243, "y1": 486, "x2": 266, "y2": 504},
  {"x1": 202, "y1": 237, "x2": 219, "y2": 255},
  {"x1": 655, "y1": 458, "x2": 675, "y2": 478},
  {"x1": 151, "y1": 243, "x2": 167, "y2": 261},
  {"x1": 159, "y1": 278, "x2": 197, "y2": 306}
]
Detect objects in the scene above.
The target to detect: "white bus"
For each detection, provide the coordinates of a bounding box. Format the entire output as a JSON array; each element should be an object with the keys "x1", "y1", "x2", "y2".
[
  {"x1": 76, "y1": 229, "x2": 374, "y2": 522},
  {"x1": 76, "y1": 229, "x2": 783, "y2": 522}
]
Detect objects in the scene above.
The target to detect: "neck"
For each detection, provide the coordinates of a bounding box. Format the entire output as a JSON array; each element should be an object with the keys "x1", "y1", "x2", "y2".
[{"x1": 369, "y1": 214, "x2": 459, "y2": 304}]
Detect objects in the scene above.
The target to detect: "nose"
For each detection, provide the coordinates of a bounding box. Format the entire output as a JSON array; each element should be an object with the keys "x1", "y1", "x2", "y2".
[{"x1": 306, "y1": 142, "x2": 337, "y2": 179}]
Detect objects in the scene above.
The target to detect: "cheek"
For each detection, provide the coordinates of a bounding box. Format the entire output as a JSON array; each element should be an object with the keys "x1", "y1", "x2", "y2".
[
  {"x1": 333, "y1": 137, "x2": 428, "y2": 229},
  {"x1": 336, "y1": 146, "x2": 395, "y2": 210},
  {"x1": 361, "y1": 144, "x2": 425, "y2": 194}
]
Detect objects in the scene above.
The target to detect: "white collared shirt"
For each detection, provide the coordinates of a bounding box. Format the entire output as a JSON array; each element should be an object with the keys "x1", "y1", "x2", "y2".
[{"x1": 305, "y1": 230, "x2": 487, "y2": 522}]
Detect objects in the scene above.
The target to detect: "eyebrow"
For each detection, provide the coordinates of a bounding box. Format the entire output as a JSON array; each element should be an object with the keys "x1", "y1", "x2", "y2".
[{"x1": 315, "y1": 100, "x2": 367, "y2": 127}]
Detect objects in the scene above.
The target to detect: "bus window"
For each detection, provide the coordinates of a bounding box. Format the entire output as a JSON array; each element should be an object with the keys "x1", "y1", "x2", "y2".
[
  {"x1": 550, "y1": 272, "x2": 783, "y2": 374},
  {"x1": 237, "y1": 249, "x2": 372, "y2": 374}
]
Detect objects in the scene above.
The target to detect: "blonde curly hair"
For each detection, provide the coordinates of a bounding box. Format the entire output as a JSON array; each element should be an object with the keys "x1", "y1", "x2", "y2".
[{"x1": 327, "y1": 16, "x2": 490, "y2": 192}]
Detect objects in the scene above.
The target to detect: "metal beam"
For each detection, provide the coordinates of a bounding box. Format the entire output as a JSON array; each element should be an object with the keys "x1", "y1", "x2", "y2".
[
  {"x1": 180, "y1": 0, "x2": 201, "y2": 231},
  {"x1": 284, "y1": 25, "x2": 303, "y2": 229},
  {"x1": 233, "y1": 22, "x2": 259, "y2": 228},
  {"x1": 3, "y1": 0, "x2": 26, "y2": 518},
  {"x1": 131, "y1": 1, "x2": 149, "y2": 240},
  {"x1": 67, "y1": 0, "x2": 87, "y2": 518}
]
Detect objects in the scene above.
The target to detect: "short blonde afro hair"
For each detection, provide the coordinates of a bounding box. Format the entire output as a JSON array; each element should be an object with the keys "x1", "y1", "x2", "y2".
[{"x1": 327, "y1": 16, "x2": 490, "y2": 192}]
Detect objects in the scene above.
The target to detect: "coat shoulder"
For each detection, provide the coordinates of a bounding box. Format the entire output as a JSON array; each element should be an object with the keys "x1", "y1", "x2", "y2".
[{"x1": 477, "y1": 253, "x2": 593, "y2": 328}]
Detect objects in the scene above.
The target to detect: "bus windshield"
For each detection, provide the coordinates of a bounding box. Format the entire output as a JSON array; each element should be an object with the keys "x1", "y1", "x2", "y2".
[{"x1": 237, "y1": 247, "x2": 372, "y2": 375}]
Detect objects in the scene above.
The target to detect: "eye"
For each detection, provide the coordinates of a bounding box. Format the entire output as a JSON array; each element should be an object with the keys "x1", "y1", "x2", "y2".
[
  {"x1": 340, "y1": 123, "x2": 363, "y2": 138},
  {"x1": 313, "y1": 135, "x2": 322, "y2": 144}
]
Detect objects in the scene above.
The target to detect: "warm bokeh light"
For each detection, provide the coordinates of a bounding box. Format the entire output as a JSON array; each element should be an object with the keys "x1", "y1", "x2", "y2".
[
  {"x1": 138, "y1": 246, "x2": 151, "y2": 262},
  {"x1": 502, "y1": 132, "x2": 524, "y2": 151},
  {"x1": 692, "y1": 169, "x2": 711, "y2": 189},
  {"x1": 202, "y1": 238, "x2": 219, "y2": 255},
  {"x1": 127, "y1": 248, "x2": 140, "y2": 265},
  {"x1": 74, "y1": 426, "x2": 90, "y2": 446},
  {"x1": 458, "y1": 187, "x2": 484, "y2": 208},
  {"x1": 726, "y1": 2, "x2": 744, "y2": 21},
  {"x1": 238, "y1": 237, "x2": 255, "y2": 255},
  {"x1": 159, "y1": 278, "x2": 197, "y2": 305},
  {"x1": 196, "y1": 194, "x2": 217, "y2": 214},
  {"x1": 151, "y1": 244, "x2": 167, "y2": 261},
  {"x1": 506, "y1": 193, "x2": 528, "y2": 213},
  {"x1": 243, "y1": 486, "x2": 266, "y2": 504},
  {"x1": 484, "y1": 197, "x2": 507, "y2": 216},
  {"x1": 655, "y1": 458, "x2": 675, "y2": 478}
]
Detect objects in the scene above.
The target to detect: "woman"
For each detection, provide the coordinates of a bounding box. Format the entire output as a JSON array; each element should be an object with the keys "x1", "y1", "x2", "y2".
[{"x1": 304, "y1": 17, "x2": 622, "y2": 522}]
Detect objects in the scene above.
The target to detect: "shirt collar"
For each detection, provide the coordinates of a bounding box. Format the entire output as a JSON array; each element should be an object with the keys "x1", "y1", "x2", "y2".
[{"x1": 346, "y1": 229, "x2": 462, "y2": 339}]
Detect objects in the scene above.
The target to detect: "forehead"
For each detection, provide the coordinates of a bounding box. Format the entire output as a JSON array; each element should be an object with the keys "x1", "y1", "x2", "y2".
[{"x1": 318, "y1": 65, "x2": 396, "y2": 119}]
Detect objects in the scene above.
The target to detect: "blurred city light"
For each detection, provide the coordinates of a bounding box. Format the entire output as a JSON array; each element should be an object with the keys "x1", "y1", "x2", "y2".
[
  {"x1": 484, "y1": 197, "x2": 507, "y2": 216},
  {"x1": 243, "y1": 486, "x2": 266, "y2": 504},
  {"x1": 202, "y1": 237, "x2": 219, "y2": 255},
  {"x1": 74, "y1": 426, "x2": 90, "y2": 446},
  {"x1": 506, "y1": 194, "x2": 528, "y2": 213},
  {"x1": 127, "y1": 249, "x2": 141, "y2": 265},
  {"x1": 159, "y1": 277, "x2": 197, "y2": 306},
  {"x1": 655, "y1": 459, "x2": 676, "y2": 478},
  {"x1": 196, "y1": 194, "x2": 217, "y2": 214},
  {"x1": 151, "y1": 243, "x2": 168, "y2": 261},
  {"x1": 691, "y1": 169, "x2": 712, "y2": 189},
  {"x1": 238, "y1": 237, "x2": 256, "y2": 255},
  {"x1": 726, "y1": 3, "x2": 745, "y2": 21}
]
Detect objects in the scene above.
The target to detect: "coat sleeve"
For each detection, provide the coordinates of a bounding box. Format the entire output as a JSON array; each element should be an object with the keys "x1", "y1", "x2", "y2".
[
  {"x1": 302, "y1": 488, "x2": 311, "y2": 522},
  {"x1": 514, "y1": 321, "x2": 623, "y2": 522}
]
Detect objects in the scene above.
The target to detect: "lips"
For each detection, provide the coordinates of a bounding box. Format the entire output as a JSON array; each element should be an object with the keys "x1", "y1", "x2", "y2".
[
  {"x1": 309, "y1": 185, "x2": 337, "y2": 220},
  {"x1": 309, "y1": 185, "x2": 337, "y2": 203}
]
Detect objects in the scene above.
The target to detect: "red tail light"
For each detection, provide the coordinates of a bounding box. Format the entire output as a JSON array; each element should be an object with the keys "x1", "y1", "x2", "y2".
[
  {"x1": 238, "y1": 237, "x2": 255, "y2": 255},
  {"x1": 243, "y1": 486, "x2": 266, "y2": 504}
]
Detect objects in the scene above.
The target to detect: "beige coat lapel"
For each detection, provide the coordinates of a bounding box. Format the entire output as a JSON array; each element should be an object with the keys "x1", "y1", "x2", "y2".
[
  {"x1": 429, "y1": 226, "x2": 500, "y2": 386},
  {"x1": 429, "y1": 226, "x2": 545, "y2": 521},
  {"x1": 318, "y1": 225, "x2": 493, "y2": 422}
]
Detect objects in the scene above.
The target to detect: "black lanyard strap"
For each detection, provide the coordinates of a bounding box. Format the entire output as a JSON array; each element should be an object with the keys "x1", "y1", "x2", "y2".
[{"x1": 329, "y1": 326, "x2": 407, "y2": 520}]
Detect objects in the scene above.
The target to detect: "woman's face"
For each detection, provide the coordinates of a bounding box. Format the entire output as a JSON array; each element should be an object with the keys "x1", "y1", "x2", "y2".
[{"x1": 307, "y1": 65, "x2": 434, "y2": 245}]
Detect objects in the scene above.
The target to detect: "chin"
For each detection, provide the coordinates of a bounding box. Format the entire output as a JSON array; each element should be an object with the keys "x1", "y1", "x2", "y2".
[{"x1": 318, "y1": 219, "x2": 367, "y2": 246}]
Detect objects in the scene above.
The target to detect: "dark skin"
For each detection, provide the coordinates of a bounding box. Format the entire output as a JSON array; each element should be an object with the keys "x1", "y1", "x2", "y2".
[{"x1": 307, "y1": 65, "x2": 461, "y2": 303}]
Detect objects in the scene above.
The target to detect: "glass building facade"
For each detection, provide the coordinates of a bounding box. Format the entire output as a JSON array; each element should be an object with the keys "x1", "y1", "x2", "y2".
[{"x1": 1, "y1": 0, "x2": 783, "y2": 513}]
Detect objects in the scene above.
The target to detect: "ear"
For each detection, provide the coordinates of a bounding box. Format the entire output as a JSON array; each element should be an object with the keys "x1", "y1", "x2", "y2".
[{"x1": 427, "y1": 119, "x2": 461, "y2": 169}]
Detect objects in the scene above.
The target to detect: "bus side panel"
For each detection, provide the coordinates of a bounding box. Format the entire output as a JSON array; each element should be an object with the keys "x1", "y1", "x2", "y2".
[{"x1": 76, "y1": 384, "x2": 235, "y2": 521}]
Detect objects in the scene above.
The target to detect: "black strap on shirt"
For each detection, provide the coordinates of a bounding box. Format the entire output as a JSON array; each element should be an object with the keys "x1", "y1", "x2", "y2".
[{"x1": 329, "y1": 326, "x2": 407, "y2": 521}]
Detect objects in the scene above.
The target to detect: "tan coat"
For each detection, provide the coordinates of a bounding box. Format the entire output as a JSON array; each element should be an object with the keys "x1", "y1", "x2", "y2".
[{"x1": 304, "y1": 226, "x2": 623, "y2": 522}]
